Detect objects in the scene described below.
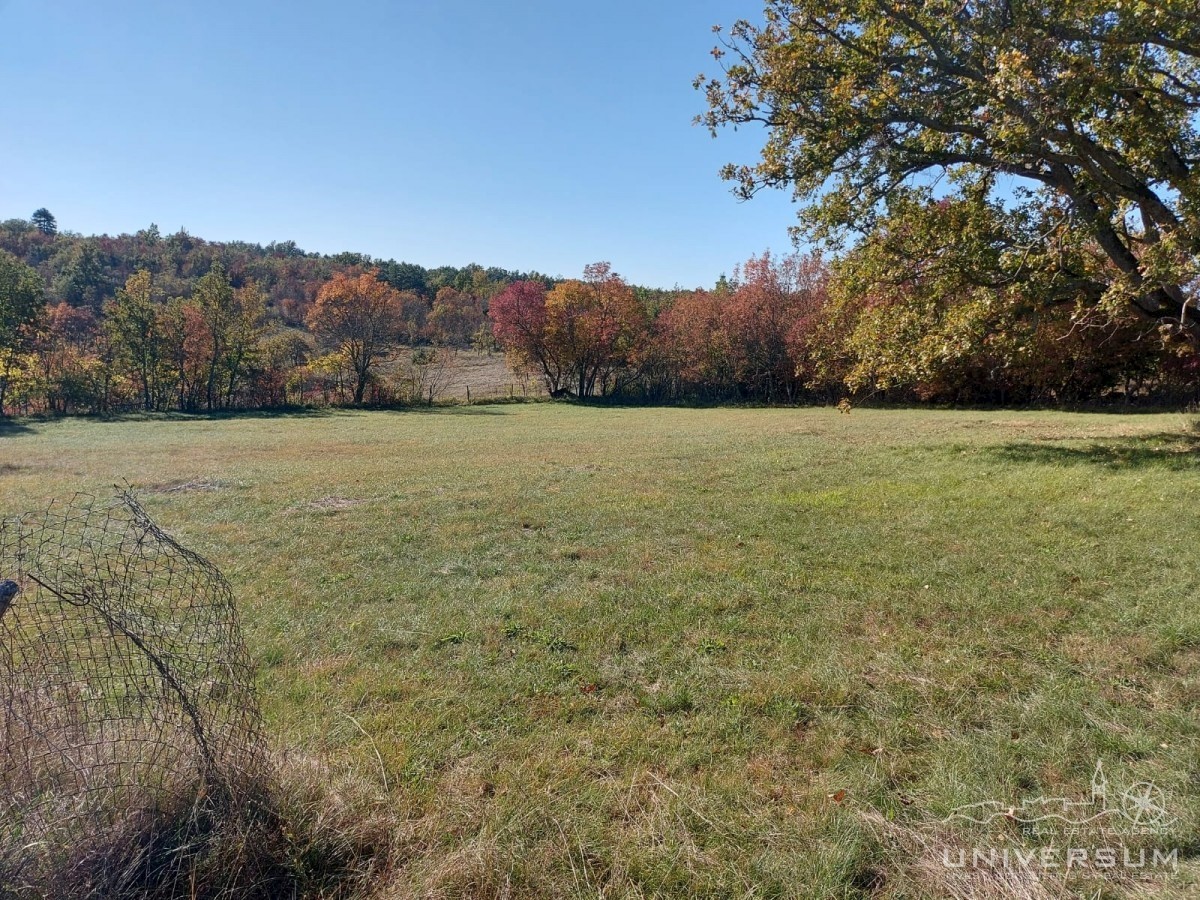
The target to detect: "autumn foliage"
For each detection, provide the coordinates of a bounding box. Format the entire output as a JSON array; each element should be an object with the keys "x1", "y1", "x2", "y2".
[
  {"x1": 2, "y1": 209, "x2": 1197, "y2": 414},
  {"x1": 490, "y1": 264, "x2": 648, "y2": 398},
  {"x1": 488, "y1": 280, "x2": 553, "y2": 387},
  {"x1": 658, "y1": 252, "x2": 829, "y2": 402},
  {"x1": 306, "y1": 270, "x2": 407, "y2": 404},
  {"x1": 491, "y1": 255, "x2": 832, "y2": 402}
]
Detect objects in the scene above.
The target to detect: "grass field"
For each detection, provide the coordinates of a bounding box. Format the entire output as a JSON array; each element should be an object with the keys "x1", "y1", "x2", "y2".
[{"x1": 2, "y1": 405, "x2": 1199, "y2": 898}]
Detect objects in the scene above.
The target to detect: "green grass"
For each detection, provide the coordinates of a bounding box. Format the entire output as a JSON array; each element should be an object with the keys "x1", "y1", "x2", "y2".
[{"x1": 2, "y1": 405, "x2": 1199, "y2": 897}]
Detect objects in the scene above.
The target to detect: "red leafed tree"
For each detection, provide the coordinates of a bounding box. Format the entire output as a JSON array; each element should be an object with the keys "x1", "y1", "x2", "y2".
[
  {"x1": 170, "y1": 300, "x2": 211, "y2": 412},
  {"x1": 490, "y1": 266, "x2": 648, "y2": 398},
  {"x1": 545, "y1": 263, "x2": 648, "y2": 398},
  {"x1": 658, "y1": 289, "x2": 734, "y2": 398},
  {"x1": 726, "y1": 251, "x2": 828, "y2": 402},
  {"x1": 490, "y1": 279, "x2": 564, "y2": 393},
  {"x1": 307, "y1": 270, "x2": 406, "y2": 404},
  {"x1": 659, "y1": 252, "x2": 829, "y2": 402},
  {"x1": 34, "y1": 303, "x2": 106, "y2": 414}
]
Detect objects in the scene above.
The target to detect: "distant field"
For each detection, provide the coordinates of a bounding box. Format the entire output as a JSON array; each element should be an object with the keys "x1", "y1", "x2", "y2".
[
  {"x1": 413, "y1": 347, "x2": 543, "y2": 402},
  {"x1": 2, "y1": 406, "x2": 1199, "y2": 897}
]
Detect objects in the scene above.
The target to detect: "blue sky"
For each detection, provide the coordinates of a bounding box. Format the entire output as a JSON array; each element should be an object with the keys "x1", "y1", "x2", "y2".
[{"x1": 0, "y1": 0, "x2": 799, "y2": 288}]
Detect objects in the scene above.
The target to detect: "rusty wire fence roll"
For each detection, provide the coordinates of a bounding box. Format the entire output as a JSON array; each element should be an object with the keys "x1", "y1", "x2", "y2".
[{"x1": 0, "y1": 491, "x2": 268, "y2": 896}]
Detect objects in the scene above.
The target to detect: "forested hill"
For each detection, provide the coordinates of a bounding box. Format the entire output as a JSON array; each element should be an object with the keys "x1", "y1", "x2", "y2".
[{"x1": 0, "y1": 212, "x2": 559, "y2": 330}]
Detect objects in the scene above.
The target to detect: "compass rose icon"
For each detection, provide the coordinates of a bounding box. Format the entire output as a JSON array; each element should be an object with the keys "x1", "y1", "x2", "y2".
[{"x1": 1121, "y1": 782, "x2": 1169, "y2": 826}]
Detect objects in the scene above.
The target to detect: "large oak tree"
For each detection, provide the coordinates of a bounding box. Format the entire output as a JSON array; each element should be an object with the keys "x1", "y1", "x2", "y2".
[{"x1": 698, "y1": 1, "x2": 1200, "y2": 340}]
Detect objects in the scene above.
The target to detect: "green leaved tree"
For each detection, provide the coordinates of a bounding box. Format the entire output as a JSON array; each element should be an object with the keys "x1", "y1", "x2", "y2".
[
  {"x1": 698, "y1": 1, "x2": 1200, "y2": 343},
  {"x1": 191, "y1": 263, "x2": 265, "y2": 410},
  {"x1": 0, "y1": 250, "x2": 45, "y2": 413},
  {"x1": 106, "y1": 270, "x2": 171, "y2": 410},
  {"x1": 30, "y1": 208, "x2": 57, "y2": 237}
]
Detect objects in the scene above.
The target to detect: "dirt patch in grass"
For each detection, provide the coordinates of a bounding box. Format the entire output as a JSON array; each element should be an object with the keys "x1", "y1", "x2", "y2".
[{"x1": 989, "y1": 419, "x2": 1045, "y2": 429}]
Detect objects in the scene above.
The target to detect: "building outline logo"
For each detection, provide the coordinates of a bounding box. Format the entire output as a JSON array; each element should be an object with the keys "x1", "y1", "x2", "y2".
[{"x1": 944, "y1": 760, "x2": 1174, "y2": 830}]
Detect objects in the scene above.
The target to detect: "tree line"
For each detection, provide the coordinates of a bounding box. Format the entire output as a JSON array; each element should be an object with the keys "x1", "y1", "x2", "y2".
[
  {"x1": 6, "y1": 4, "x2": 1199, "y2": 413},
  {"x1": 0, "y1": 214, "x2": 551, "y2": 414},
  {"x1": 1, "y1": 206, "x2": 1197, "y2": 416},
  {"x1": 491, "y1": 249, "x2": 1197, "y2": 406}
]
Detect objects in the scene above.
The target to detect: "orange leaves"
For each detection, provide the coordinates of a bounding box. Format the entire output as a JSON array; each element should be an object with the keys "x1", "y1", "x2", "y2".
[
  {"x1": 658, "y1": 251, "x2": 830, "y2": 402},
  {"x1": 308, "y1": 270, "x2": 407, "y2": 404},
  {"x1": 491, "y1": 266, "x2": 649, "y2": 398},
  {"x1": 308, "y1": 270, "x2": 405, "y2": 339},
  {"x1": 428, "y1": 286, "x2": 485, "y2": 346}
]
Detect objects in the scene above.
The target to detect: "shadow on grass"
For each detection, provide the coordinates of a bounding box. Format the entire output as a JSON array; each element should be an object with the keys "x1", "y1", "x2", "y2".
[
  {"x1": 0, "y1": 419, "x2": 37, "y2": 438},
  {"x1": 0, "y1": 403, "x2": 524, "y2": 431},
  {"x1": 990, "y1": 431, "x2": 1200, "y2": 471},
  {"x1": 184, "y1": 402, "x2": 523, "y2": 419}
]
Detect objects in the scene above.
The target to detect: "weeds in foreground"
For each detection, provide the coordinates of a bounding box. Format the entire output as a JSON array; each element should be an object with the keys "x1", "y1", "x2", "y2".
[{"x1": 0, "y1": 751, "x2": 402, "y2": 900}]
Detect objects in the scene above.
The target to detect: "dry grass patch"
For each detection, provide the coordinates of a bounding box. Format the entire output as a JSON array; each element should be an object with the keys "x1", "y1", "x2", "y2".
[
  {"x1": 144, "y1": 477, "x2": 228, "y2": 493},
  {"x1": 292, "y1": 495, "x2": 371, "y2": 513}
]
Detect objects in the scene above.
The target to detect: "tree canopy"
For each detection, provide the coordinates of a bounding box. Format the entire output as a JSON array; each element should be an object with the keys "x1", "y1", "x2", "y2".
[
  {"x1": 307, "y1": 270, "x2": 407, "y2": 404},
  {"x1": 30, "y1": 208, "x2": 57, "y2": 236},
  {"x1": 0, "y1": 250, "x2": 46, "y2": 411},
  {"x1": 698, "y1": 1, "x2": 1200, "y2": 341}
]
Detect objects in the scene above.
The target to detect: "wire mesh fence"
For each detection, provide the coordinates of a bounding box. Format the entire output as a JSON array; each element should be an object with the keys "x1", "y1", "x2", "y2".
[{"x1": 0, "y1": 491, "x2": 267, "y2": 895}]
